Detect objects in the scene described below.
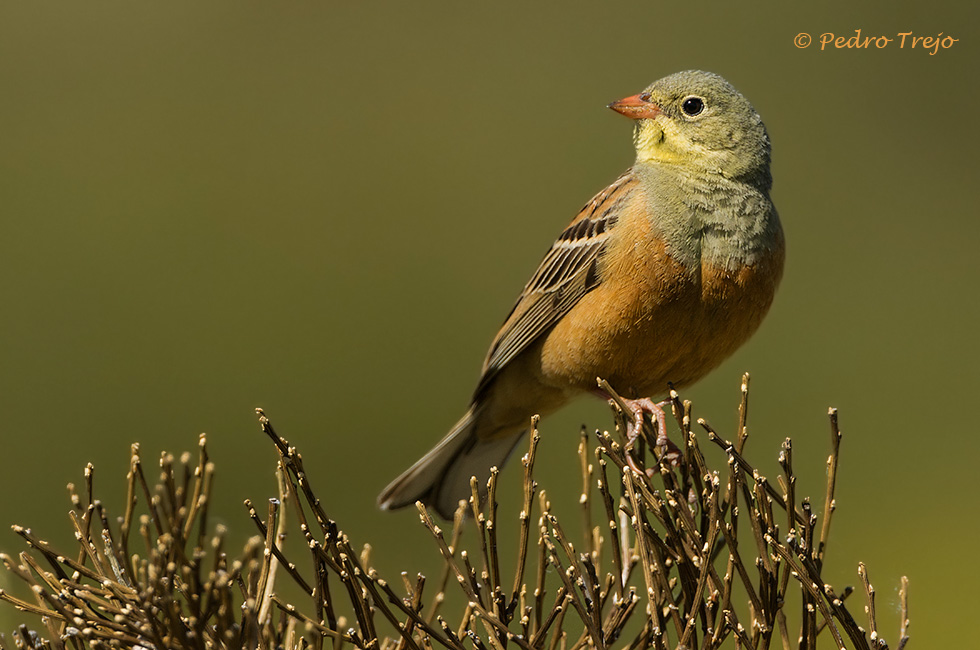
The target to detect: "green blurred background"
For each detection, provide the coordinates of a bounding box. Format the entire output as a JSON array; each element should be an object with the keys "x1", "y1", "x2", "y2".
[{"x1": 1, "y1": 0, "x2": 977, "y2": 645}]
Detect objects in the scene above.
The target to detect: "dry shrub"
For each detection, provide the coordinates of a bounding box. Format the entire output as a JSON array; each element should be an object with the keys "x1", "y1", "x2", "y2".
[{"x1": 0, "y1": 375, "x2": 909, "y2": 650}]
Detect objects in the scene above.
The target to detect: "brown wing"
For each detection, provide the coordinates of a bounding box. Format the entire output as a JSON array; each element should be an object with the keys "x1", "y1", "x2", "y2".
[{"x1": 474, "y1": 170, "x2": 639, "y2": 395}]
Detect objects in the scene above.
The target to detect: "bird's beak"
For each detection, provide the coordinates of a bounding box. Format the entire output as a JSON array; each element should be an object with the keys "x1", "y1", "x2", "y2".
[{"x1": 608, "y1": 92, "x2": 661, "y2": 120}]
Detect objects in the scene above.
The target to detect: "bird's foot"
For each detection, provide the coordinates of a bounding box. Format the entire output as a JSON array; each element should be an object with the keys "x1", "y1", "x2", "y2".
[
  {"x1": 595, "y1": 380, "x2": 682, "y2": 474},
  {"x1": 617, "y1": 397, "x2": 682, "y2": 473},
  {"x1": 622, "y1": 397, "x2": 670, "y2": 450}
]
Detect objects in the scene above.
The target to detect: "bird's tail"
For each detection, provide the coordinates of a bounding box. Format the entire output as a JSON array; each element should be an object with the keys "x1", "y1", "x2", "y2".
[{"x1": 377, "y1": 407, "x2": 526, "y2": 519}]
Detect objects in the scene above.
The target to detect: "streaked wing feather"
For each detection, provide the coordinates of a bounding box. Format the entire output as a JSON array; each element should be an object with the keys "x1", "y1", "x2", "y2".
[{"x1": 475, "y1": 171, "x2": 638, "y2": 394}]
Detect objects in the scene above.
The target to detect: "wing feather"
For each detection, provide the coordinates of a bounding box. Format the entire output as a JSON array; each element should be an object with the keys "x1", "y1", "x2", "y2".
[{"x1": 474, "y1": 171, "x2": 639, "y2": 395}]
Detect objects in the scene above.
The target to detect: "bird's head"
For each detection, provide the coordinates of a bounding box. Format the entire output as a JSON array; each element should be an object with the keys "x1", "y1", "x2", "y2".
[{"x1": 609, "y1": 70, "x2": 772, "y2": 189}]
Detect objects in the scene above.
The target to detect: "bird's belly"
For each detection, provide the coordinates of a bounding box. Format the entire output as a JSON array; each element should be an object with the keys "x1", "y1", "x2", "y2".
[{"x1": 538, "y1": 252, "x2": 780, "y2": 399}]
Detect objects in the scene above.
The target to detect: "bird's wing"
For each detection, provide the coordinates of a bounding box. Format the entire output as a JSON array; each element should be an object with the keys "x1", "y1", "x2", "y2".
[{"x1": 474, "y1": 170, "x2": 639, "y2": 395}]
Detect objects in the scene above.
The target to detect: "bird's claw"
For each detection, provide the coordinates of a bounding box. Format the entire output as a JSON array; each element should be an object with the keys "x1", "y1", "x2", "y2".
[{"x1": 616, "y1": 397, "x2": 681, "y2": 471}]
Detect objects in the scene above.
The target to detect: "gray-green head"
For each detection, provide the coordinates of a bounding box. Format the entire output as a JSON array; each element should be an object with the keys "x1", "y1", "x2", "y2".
[{"x1": 609, "y1": 70, "x2": 772, "y2": 190}]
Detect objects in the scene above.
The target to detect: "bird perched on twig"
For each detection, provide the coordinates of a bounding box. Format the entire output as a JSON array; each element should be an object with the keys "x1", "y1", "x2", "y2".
[{"x1": 378, "y1": 70, "x2": 785, "y2": 519}]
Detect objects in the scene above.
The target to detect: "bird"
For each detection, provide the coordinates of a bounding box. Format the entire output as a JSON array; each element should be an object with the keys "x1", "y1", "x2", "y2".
[{"x1": 378, "y1": 70, "x2": 785, "y2": 519}]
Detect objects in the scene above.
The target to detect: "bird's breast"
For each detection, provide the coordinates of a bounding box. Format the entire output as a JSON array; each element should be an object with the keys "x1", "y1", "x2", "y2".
[{"x1": 539, "y1": 201, "x2": 784, "y2": 398}]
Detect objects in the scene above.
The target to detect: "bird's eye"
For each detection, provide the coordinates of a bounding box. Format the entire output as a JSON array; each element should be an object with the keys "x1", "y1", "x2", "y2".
[{"x1": 681, "y1": 96, "x2": 705, "y2": 116}]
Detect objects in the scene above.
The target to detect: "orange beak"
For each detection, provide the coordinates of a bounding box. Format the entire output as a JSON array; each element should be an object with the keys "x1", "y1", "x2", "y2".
[{"x1": 608, "y1": 92, "x2": 661, "y2": 119}]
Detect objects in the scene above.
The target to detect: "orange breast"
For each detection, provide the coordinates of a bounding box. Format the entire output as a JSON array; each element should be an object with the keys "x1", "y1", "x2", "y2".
[{"x1": 538, "y1": 207, "x2": 784, "y2": 398}]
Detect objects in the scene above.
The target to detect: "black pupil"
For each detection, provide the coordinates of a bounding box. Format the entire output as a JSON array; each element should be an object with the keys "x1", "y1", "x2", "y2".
[{"x1": 682, "y1": 97, "x2": 704, "y2": 116}]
